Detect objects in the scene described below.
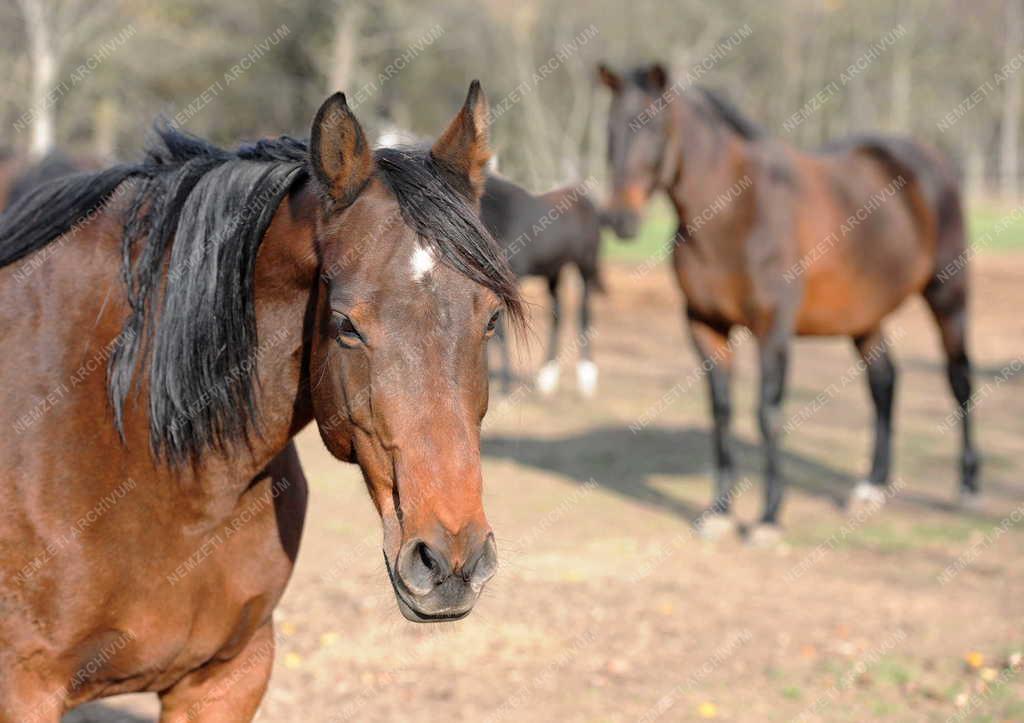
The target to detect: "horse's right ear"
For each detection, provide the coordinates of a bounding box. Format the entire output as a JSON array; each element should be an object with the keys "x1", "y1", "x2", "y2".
[
  {"x1": 598, "y1": 63, "x2": 622, "y2": 92},
  {"x1": 310, "y1": 92, "x2": 374, "y2": 206}
]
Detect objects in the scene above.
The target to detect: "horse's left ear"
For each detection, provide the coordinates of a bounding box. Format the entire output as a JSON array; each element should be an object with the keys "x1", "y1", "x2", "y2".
[
  {"x1": 431, "y1": 80, "x2": 491, "y2": 200},
  {"x1": 310, "y1": 92, "x2": 374, "y2": 206}
]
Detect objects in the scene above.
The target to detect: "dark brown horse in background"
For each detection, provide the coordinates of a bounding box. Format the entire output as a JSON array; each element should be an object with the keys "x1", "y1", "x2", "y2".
[
  {"x1": 481, "y1": 174, "x2": 605, "y2": 397},
  {"x1": 0, "y1": 82, "x2": 520, "y2": 720},
  {"x1": 599, "y1": 63, "x2": 978, "y2": 541}
]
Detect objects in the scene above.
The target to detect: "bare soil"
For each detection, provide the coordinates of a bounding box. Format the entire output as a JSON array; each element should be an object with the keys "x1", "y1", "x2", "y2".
[{"x1": 68, "y1": 253, "x2": 1024, "y2": 723}]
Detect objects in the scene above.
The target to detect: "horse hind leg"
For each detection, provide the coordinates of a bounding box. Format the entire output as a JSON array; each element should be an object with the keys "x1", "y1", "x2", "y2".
[
  {"x1": 848, "y1": 327, "x2": 897, "y2": 512},
  {"x1": 923, "y1": 274, "x2": 981, "y2": 502}
]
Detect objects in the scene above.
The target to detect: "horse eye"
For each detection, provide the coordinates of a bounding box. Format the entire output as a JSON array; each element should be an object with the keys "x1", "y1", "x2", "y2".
[
  {"x1": 485, "y1": 310, "x2": 501, "y2": 336},
  {"x1": 332, "y1": 312, "x2": 362, "y2": 343}
]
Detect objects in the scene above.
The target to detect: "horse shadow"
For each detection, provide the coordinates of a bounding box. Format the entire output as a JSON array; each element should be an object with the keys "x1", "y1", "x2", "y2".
[{"x1": 483, "y1": 424, "x2": 854, "y2": 523}]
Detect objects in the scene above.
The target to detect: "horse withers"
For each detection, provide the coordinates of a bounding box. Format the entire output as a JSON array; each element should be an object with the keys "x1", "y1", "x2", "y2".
[
  {"x1": 0, "y1": 82, "x2": 519, "y2": 720},
  {"x1": 599, "y1": 63, "x2": 978, "y2": 541},
  {"x1": 481, "y1": 174, "x2": 605, "y2": 397}
]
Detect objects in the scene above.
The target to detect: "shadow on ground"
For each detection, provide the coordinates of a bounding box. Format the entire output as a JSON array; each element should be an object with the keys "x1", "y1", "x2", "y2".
[
  {"x1": 484, "y1": 424, "x2": 1008, "y2": 524},
  {"x1": 483, "y1": 424, "x2": 855, "y2": 522}
]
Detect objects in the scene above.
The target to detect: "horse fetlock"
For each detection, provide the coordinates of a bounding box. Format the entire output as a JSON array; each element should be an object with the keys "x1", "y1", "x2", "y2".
[
  {"x1": 536, "y1": 361, "x2": 560, "y2": 395},
  {"x1": 576, "y1": 360, "x2": 598, "y2": 397}
]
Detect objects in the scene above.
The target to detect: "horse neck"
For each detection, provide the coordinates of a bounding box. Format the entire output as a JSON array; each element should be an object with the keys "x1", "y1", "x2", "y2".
[
  {"x1": 227, "y1": 185, "x2": 321, "y2": 470},
  {"x1": 665, "y1": 100, "x2": 752, "y2": 219},
  {"x1": 147, "y1": 184, "x2": 321, "y2": 501}
]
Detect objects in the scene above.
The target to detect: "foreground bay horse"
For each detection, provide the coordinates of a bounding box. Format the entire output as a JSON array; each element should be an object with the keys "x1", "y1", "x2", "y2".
[
  {"x1": 481, "y1": 174, "x2": 604, "y2": 396},
  {"x1": 0, "y1": 82, "x2": 520, "y2": 720},
  {"x1": 599, "y1": 64, "x2": 978, "y2": 539}
]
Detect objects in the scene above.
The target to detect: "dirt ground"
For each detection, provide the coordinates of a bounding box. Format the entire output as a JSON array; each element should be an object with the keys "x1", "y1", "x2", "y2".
[{"x1": 69, "y1": 252, "x2": 1023, "y2": 723}]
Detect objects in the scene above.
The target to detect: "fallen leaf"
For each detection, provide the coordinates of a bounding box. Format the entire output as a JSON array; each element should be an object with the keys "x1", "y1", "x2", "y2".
[
  {"x1": 698, "y1": 701, "x2": 718, "y2": 718},
  {"x1": 283, "y1": 652, "x2": 302, "y2": 669},
  {"x1": 980, "y1": 667, "x2": 999, "y2": 682},
  {"x1": 964, "y1": 651, "x2": 985, "y2": 670}
]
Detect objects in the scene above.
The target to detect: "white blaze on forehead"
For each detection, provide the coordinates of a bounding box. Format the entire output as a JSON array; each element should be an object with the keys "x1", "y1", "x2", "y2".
[{"x1": 410, "y1": 244, "x2": 436, "y2": 281}]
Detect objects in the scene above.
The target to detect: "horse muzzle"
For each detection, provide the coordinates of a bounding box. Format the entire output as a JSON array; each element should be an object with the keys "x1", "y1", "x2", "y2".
[{"x1": 384, "y1": 533, "x2": 497, "y2": 622}]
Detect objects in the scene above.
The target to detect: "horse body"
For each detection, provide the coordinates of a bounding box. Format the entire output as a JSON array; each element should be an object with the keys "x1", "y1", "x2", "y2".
[
  {"x1": 600, "y1": 64, "x2": 976, "y2": 534},
  {"x1": 481, "y1": 174, "x2": 604, "y2": 396},
  {"x1": 0, "y1": 83, "x2": 517, "y2": 720},
  {"x1": 0, "y1": 183, "x2": 314, "y2": 717}
]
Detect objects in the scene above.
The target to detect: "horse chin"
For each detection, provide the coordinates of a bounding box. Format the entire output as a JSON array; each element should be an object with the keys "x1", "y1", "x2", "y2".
[{"x1": 392, "y1": 590, "x2": 473, "y2": 623}]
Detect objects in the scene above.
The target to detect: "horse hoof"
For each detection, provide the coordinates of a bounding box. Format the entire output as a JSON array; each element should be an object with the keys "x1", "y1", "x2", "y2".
[
  {"x1": 576, "y1": 360, "x2": 598, "y2": 398},
  {"x1": 747, "y1": 523, "x2": 783, "y2": 547},
  {"x1": 847, "y1": 481, "x2": 887, "y2": 516},
  {"x1": 535, "y1": 361, "x2": 560, "y2": 396},
  {"x1": 696, "y1": 513, "x2": 736, "y2": 541},
  {"x1": 958, "y1": 489, "x2": 984, "y2": 511}
]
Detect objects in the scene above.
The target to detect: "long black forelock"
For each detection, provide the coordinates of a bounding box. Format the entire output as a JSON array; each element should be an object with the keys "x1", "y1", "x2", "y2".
[
  {"x1": 0, "y1": 122, "x2": 523, "y2": 466},
  {"x1": 372, "y1": 146, "x2": 523, "y2": 325}
]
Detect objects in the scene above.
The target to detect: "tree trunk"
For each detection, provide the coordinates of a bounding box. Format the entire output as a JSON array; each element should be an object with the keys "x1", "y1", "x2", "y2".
[
  {"x1": 18, "y1": 0, "x2": 57, "y2": 158},
  {"x1": 889, "y1": 1, "x2": 912, "y2": 132},
  {"x1": 328, "y1": 2, "x2": 363, "y2": 95},
  {"x1": 1001, "y1": 0, "x2": 1022, "y2": 201}
]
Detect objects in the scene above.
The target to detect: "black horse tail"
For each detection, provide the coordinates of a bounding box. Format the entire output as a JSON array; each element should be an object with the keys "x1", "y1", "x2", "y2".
[{"x1": 0, "y1": 165, "x2": 138, "y2": 269}]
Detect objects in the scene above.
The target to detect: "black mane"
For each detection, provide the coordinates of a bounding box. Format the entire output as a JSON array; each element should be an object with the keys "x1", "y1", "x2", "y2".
[
  {"x1": 0, "y1": 124, "x2": 520, "y2": 464},
  {"x1": 694, "y1": 86, "x2": 763, "y2": 140}
]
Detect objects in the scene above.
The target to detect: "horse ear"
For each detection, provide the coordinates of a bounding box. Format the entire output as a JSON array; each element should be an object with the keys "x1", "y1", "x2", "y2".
[
  {"x1": 598, "y1": 63, "x2": 622, "y2": 92},
  {"x1": 310, "y1": 92, "x2": 374, "y2": 206},
  {"x1": 648, "y1": 63, "x2": 668, "y2": 91},
  {"x1": 431, "y1": 80, "x2": 491, "y2": 200}
]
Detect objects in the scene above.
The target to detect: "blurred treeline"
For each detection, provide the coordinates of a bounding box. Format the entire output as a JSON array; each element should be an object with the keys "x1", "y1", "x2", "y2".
[{"x1": 0, "y1": 0, "x2": 1021, "y2": 196}]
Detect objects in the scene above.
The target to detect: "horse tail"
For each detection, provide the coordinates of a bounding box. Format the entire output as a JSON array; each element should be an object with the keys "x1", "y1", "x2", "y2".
[{"x1": 0, "y1": 165, "x2": 138, "y2": 269}]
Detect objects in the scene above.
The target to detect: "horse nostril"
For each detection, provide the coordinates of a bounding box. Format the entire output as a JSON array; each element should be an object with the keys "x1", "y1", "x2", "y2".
[
  {"x1": 397, "y1": 539, "x2": 448, "y2": 596},
  {"x1": 419, "y1": 541, "x2": 439, "y2": 574},
  {"x1": 465, "y1": 535, "x2": 498, "y2": 590}
]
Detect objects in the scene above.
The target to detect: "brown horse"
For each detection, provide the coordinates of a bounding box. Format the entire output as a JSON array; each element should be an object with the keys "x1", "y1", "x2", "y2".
[
  {"x1": 0, "y1": 82, "x2": 521, "y2": 720},
  {"x1": 599, "y1": 63, "x2": 978, "y2": 540}
]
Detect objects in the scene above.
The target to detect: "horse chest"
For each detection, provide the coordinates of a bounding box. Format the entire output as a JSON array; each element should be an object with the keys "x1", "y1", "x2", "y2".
[{"x1": 673, "y1": 243, "x2": 753, "y2": 327}]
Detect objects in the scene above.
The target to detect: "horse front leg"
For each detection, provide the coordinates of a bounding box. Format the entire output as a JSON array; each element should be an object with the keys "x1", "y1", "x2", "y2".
[
  {"x1": 751, "y1": 325, "x2": 792, "y2": 545},
  {"x1": 158, "y1": 621, "x2": 276, "y2": 723},
  {"x1": 687, "y1": 315, "x2": 739, "y2": 540}
]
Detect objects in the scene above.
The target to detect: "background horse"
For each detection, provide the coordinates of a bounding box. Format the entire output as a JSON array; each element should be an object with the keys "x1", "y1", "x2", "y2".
[
  {"x1": 481, "y1": 174, "x2": 604, "y2": 396},
  {"x1": 0, "y1": 82, "x2": 520, "y2": 720},
  {"x1": 599, "y1": 63, "x2": 977, "y2": 542}
]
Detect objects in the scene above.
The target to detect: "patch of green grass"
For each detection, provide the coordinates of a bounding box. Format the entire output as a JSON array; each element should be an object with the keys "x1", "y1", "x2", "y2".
[
  {"x1": 781, "y1": 685, "x2": 803, "y2": 700},
  {"x1": 874, "y1": 657, "x2": 915, "y2": 687},
  {"x1": 787, "y1": 518, "x2": 1002, "y2": 554},
  {"x1": 602, "y1": 197, "x2": 1024, "y2": 264},
  {"x1": 968, "y1": 201, "x2": 1024, "y2": 251}
]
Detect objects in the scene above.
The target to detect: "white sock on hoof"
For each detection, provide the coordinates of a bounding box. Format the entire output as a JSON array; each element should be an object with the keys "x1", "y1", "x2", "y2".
[
  {"x1": 536, "y1": 361, "x2": 560, "y2": 396},
  {"x1": 849, "y1": 480, "x2": 887, "y2": 507},
  {"x1": 576, "y1": 360, "x2": 598, "y2": 398}
]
